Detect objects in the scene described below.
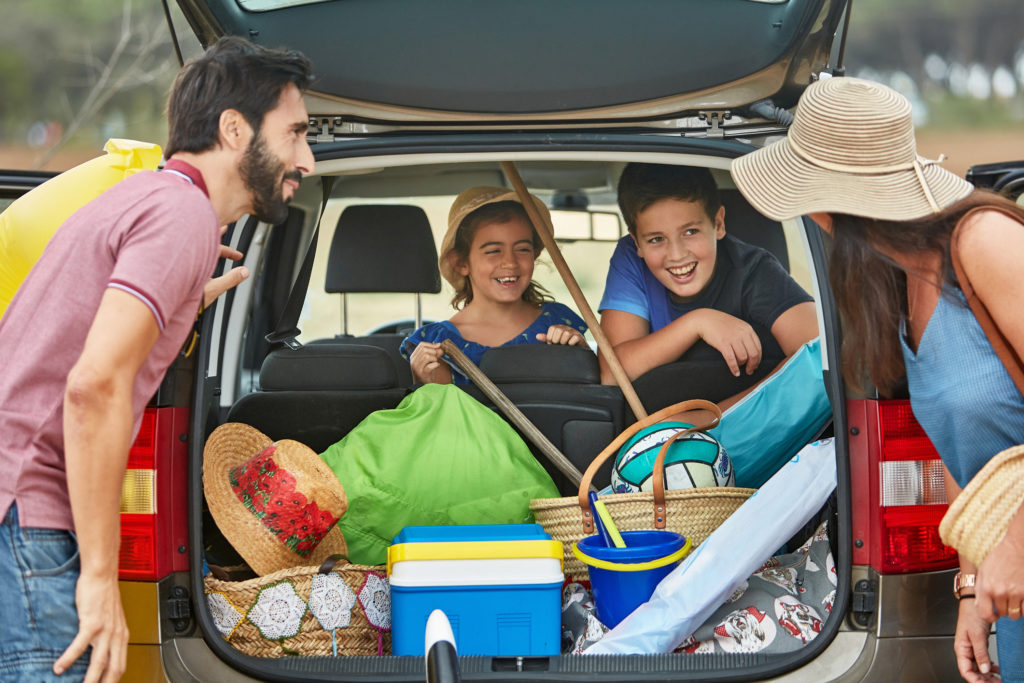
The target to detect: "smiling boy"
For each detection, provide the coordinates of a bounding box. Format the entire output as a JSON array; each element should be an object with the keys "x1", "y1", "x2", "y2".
[{"x1": 598, "y1": 163, "x2": 818, "y2": 389}]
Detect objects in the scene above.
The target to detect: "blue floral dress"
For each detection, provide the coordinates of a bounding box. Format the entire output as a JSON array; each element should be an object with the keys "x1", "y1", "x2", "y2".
[{"x1": 400, "y1": 302, "x2": 588, "y2": 384}]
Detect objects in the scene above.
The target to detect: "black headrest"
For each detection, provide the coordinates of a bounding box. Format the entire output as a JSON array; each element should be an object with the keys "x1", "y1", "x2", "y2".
[
  {"x1": 260, "y1": 343, "x2": 399, "y2": 391},
  {"x1": 719, "y1": 189, "x2": 789, "y2": 270},
  {"x1": 478, "y1": 345, "x2": 600, "y2": 384},
  {"x1": 325, "y1": 205, "x2": 441, "y2": 294}
]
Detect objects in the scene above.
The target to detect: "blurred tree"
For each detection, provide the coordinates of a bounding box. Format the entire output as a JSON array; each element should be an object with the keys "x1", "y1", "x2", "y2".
[
  {"x1": 847, "y1": 0, "x2": 1024, "y2": 83},
  {"x1": 0, "y1": 0, "x2": 182, "y2": 169}
]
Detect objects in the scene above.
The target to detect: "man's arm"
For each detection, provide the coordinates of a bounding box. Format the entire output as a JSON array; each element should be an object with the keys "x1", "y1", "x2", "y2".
[{"x1": 54, "y1": 288, "x2": 161, "y2": 682}]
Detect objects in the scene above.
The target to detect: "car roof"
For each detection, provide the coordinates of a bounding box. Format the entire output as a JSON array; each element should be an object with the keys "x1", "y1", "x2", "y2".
[{"x1": 174, "y1": 0, "x2": 849, "y2": 126}]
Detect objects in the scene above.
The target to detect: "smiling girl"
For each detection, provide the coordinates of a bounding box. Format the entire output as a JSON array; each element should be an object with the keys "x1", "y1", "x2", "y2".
[{"x1": 401, "y1": 186, "x2": 588, "y2": 385}]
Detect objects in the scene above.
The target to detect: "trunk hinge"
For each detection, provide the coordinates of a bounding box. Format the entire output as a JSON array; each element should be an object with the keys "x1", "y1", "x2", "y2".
[
  {"x1": 697, "y1": 110, "x2": 732, "y2": 139},
  {"x1": 850, "y1": 578, "x2": 877, "y2": 627},
  {"x1": 307, "y1": 116, "x2": 398, "y2": 142}
]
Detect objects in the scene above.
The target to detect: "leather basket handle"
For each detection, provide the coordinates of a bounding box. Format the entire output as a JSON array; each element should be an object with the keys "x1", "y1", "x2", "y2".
[{"x1": 577, "y1": 399, "x2": 722, "y2": 532}]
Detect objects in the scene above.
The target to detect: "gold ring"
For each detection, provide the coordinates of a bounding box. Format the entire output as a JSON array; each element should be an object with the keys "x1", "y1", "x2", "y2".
[{"x1": 1010, "y1": 607, "x2": 1021, "y2": 616}]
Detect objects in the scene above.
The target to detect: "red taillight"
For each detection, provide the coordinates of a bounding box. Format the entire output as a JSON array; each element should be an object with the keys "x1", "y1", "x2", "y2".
[
  {"x1": 849, "y1": 399, "x2": 959, "y2": 574},
  {"x1": 119, "y1": 406, "x2": 190, "y2": 581}
]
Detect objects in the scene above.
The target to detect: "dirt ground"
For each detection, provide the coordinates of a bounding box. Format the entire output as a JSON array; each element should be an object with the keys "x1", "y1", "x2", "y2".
[
  {"x1": 914, "y1": 129, "x2": 1024, "y2": 178},
  {"x1": 3, "y1": 128, "x2": 1022, "y2": 176}
]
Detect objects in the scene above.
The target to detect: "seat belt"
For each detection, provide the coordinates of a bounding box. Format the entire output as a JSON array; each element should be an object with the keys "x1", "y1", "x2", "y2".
[{"x1": 265, "y1": 175, "x2": 336, "y2": 349}]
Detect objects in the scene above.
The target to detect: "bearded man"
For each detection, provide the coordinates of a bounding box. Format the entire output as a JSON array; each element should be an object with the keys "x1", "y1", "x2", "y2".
[{"x1": 0, "y1": 36, "x2": 314, "y2": 682}]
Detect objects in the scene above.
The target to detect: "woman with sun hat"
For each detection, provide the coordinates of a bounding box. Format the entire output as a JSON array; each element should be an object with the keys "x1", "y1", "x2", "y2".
[{"x1": 731, "y1": 75, "x2": 1024, "y2": 683}]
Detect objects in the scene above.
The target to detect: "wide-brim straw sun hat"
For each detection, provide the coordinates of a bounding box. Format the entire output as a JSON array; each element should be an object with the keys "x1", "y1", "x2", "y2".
[
  {"x1": 203, "y1": 423, "x2": 348, "y2": 576},
  {"x1": 438, "y1": 185, "x2": 551, "y2": 290},
  {"x1": 939, "y1": 444, "x2": 1024, "y2": 567},
  {"x1": 731, "y1": 76, "x2": 973, "y2": 222}
]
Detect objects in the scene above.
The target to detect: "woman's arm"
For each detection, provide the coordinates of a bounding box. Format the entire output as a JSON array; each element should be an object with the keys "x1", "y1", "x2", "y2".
[
  {"x1": 957, "y1": 208, "x2": 1024, "y2": 630},
  {"x1": 957, "y1": 209, "x2": 1024, "y2": 362},
  {"x1": 945, "y1": 469, "x2": 1000, "y2": 682}
]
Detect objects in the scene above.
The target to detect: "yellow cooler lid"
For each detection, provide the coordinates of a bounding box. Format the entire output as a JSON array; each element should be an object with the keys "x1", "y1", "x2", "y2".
[{"x1": 387, "y1": 540, "x2": 563, "y2": 575}]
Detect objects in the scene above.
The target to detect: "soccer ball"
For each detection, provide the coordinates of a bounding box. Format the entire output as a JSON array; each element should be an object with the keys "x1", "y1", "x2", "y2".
[{"x1": 611, "y1": 422, "x2": 733, "y2": 493}]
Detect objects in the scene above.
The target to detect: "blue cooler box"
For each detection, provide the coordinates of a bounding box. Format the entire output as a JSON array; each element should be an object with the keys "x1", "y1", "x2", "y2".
[{"x1": 387, "y1": 524, "x2": 564, "y2": 656}]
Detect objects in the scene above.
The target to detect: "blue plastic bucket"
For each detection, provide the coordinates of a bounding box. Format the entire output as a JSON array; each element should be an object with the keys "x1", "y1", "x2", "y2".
[{"x1": 572, "y1": 530, "x2": 691, "y2": 628}]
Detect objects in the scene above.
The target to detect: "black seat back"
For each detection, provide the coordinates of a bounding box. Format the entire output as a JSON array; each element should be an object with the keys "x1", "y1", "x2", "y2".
[
  {"x1": 228, "y1": 343, "x2": 408, "y2": 452},
  {"x1": 461, "y1": 345, "x2": 627, "y2": 493},
  {"x1": 320, "y1": 204, "x2": 442, "y2": 386},
  {"x1": 719, "y1": 188, "x2": 789, "y2": 270}
]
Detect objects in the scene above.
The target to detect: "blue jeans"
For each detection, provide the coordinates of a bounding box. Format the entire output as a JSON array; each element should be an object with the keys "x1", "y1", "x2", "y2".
[
  {"x1": 998, "y1": 617, "x2": 1024, "y2": 683},
  {"x1": 0, "y1": 503, "x2": 89, "y2": 682}
]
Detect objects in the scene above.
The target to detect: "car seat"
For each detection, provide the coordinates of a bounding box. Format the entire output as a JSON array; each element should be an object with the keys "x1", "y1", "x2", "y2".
[
  {"x1": 460, "y1": 344, "x2": 628, "y2": 493},
  {"x1": 314, "y1": 204, "x2": 442, "y2": 386},
  {"x1": 227, "y1": 343, "x2": 409, "y2": 453}
]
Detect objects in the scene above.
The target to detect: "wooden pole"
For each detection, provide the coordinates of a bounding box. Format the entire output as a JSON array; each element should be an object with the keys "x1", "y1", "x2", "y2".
[
  {"x1": 500, "y1": 161, "x2": 649, "y2": 420},
  {"x1": 441, "y1": 339, "x2": 586, "y2": 488}
]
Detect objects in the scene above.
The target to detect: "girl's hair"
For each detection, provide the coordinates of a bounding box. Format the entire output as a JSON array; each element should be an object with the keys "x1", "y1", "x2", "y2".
[
  {"x1": 446, "y1": 201, "x2": 554, "y2": 310},
  {"x1": 829, "y1": 189, "x2": 1024, "y2": 395}
]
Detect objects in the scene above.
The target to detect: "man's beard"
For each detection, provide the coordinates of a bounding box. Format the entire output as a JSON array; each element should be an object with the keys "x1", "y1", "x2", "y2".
[{"x1": 240, "y1": 132, "x2": 301, "y2": 225}]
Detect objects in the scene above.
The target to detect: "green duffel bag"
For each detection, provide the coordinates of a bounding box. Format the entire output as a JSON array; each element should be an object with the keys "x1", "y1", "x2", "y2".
[{"x1": 319, "y1": 383, "x2": 559, "y2": 565}]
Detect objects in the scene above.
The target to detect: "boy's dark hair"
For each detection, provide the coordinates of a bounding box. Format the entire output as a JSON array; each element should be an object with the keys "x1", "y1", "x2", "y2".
[
  {"x1": 448, "y1": 201, "x2": 552, "y2": 310},
  {"x1": 165, "y1": 36, "x2": 313, "y2": 157},
  {"x1": 617, "y1": 163, "x2": 723, "y2": 234}
]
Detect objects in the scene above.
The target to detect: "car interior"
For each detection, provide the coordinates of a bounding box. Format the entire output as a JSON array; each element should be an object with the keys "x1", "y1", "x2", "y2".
[{"x1": 211, "y1": 158, "x2": 816, "y2": 497}]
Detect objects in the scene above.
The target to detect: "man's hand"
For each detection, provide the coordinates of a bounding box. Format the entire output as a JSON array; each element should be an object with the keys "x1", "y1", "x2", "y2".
[
  {"x1": 204, "y1": 244, "x2": 249, "y2": 308},
  {"x1": 409, "y1": 341, "x2": 453, "y2": 384},
  {"x1": 54, "y1": 572, "x2": 127, "y2": 682},
  {"x1": 692, "y1": 308, "x2": 762, "y2": 377},
  {"x1": 954, "y1": 599, "x2": 999, "y2": 682},
  {"x1": 536, "y1": 324, "x2": 586, "y2": 346}
]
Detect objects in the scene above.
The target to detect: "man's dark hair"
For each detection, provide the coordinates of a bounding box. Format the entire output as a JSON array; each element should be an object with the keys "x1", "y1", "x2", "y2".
[
  {"x1": 165, "y1": 36, "x2": 313, "y2": 157},
  {"x1": 617, "y1": 163, "x2": 722, "y2": 234}
]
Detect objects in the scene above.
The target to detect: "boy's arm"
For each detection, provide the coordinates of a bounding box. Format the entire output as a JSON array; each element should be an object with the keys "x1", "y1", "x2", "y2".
[
  {"x1": 770, "y1": 301, "x2": 819, "y2": 355},
  {"x1": 598, "y1": 308, "x2": 761, "y2": 383}
]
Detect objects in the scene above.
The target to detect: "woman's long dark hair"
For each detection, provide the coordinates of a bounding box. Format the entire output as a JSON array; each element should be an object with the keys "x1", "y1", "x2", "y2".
[{"x1": 829, "y1": 189, "x2": 1024, "y2": 396}]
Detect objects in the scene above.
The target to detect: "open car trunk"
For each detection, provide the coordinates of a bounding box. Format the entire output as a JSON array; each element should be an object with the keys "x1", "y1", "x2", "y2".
[{"x1": 184, "y1": 133, "x2": 858, "y2": 681}]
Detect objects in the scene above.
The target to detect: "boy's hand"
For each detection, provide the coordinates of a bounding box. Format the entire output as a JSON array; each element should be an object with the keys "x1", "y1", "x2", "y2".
[
  {"x1": 694, "y1": 309, "x2": 762, "y2": 377},
  {"x1": 536, "y1": 325, "x2": 586, "y2": 346},
  {"x1": 409, "y1": 341, "x2": 452, "y2": 384}
]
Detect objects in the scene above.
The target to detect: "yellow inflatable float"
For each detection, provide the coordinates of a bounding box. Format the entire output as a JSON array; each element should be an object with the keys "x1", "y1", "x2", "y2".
[{"x1": 0, "y1": 138, "x2": 162, "y2": 319}]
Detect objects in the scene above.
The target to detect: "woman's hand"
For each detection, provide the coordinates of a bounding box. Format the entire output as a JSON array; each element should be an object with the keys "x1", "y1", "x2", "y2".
[
  {"x1": 975, "y1": 507, "x2": 1024, "y2": 622},
  {"x1": 409, "y1": 341, "x2": 453, "y2": 384},
  {"x1": 692, "y1": 309, "x2": 763, "y2": 377},
  {"x1": 954, "y1": 599, "x2": 999, "y2": 682},
  {"x1": 536, "y1": 324, "x2": 586, "y2": 346}
]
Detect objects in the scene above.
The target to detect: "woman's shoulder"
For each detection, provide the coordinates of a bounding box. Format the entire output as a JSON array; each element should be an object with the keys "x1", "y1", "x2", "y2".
[{"x1": 955, "y1": 207, "x2": 1024, "y2": 263}]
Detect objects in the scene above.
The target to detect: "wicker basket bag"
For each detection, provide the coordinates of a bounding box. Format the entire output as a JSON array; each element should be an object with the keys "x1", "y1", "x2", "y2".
[
  {"x1": 530, "y1": 399, "x2": 755, "y2": 580},
  {"x1": 203, "y1": 555, "x2": 392, "y2": 658}
]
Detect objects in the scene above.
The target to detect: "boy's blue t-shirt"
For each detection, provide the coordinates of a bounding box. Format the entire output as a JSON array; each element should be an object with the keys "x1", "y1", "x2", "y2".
[
  {"x1": 598, "y1": 233, "x2": 811, "y2": 339},
  {"x1": 400, "y1": 301, "x2": 588, "y2": 384}
]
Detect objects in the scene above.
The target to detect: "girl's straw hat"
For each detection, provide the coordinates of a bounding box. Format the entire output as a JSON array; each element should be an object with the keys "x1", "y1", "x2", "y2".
[
  {"x1": 939, "y1": 444, "x2": 1024, "y2": 566},
  {"x1": 731, "y1": 77, "x2": 973, "y2": 222},
  {"x1": 439, "y1": 186, "x2": 551, "y2": 290},
  {"x1": 203, "y1": 423, "x2": 348, "y2": 576}
]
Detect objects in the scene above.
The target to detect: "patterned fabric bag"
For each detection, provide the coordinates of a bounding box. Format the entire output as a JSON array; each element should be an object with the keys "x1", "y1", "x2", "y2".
[
  {"x1": 203, "y1": 556, "x2": 391, "y2": 658},
  {"x1": 564, "y1": 521, "x2": 835, "y2": 656},
  {"x1": 676, "y1": 520, "x2": 835, "y2": 655}
]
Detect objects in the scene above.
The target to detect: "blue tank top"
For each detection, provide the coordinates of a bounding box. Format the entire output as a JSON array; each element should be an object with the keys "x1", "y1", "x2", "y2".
[{"x1": 900, "y1": 286, "x2": 1024, "y2": 488}]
